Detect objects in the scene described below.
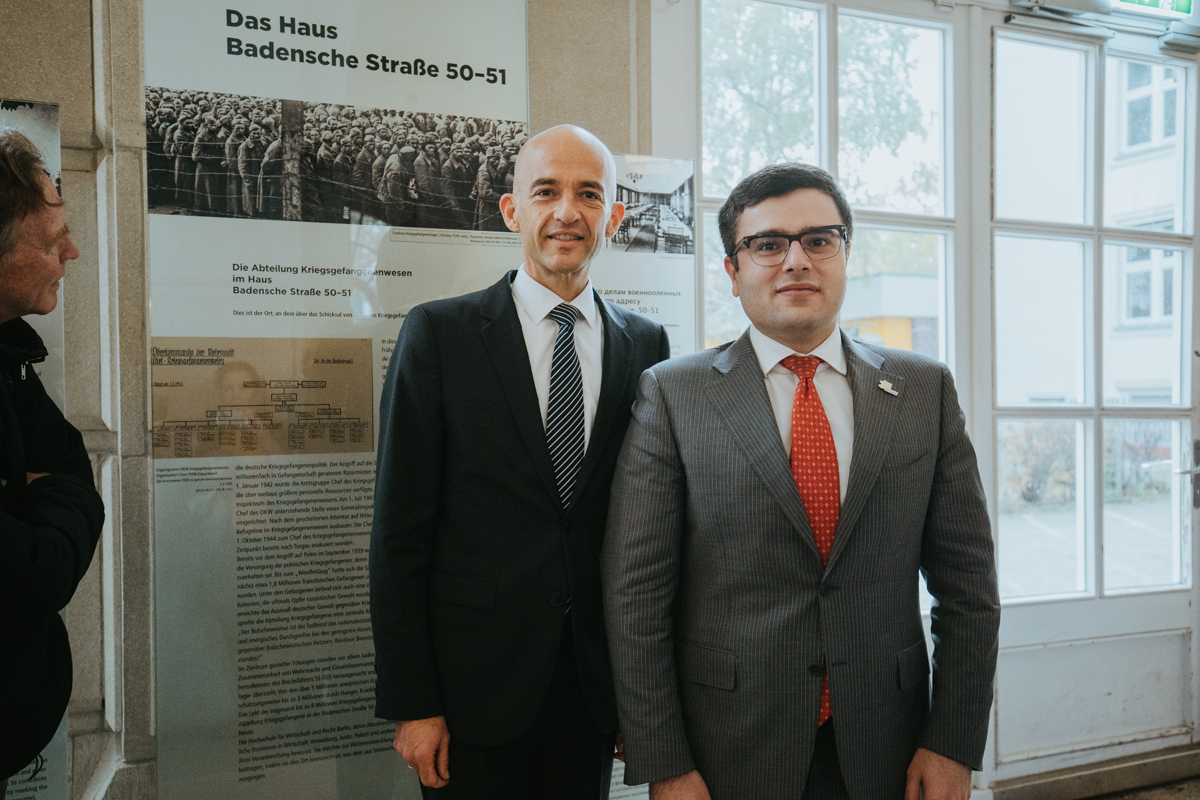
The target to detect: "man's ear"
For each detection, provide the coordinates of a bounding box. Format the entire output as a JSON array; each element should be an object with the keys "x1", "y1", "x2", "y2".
[
  {"x1": 499, "y1": 194, "x2": 519, "y2": 233},
  {"x1": 724, "y1": 256, "x2": 741, "y2": 298},
  {"x1": 604, "y1": 202, "x2": 626, "y2": 238}
]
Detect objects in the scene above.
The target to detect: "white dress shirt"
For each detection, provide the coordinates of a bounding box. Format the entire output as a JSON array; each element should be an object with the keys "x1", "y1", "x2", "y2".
[
  {"x1": 511, "y1": 265, "x2": 605, "y2": 452},
  {"x1": 749, "y1": 325, "x2": 854, "y2": 503}
]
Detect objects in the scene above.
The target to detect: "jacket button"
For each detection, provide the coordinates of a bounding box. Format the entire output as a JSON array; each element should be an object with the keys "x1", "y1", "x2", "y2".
[
  {"x1": 550, "y1": 592, "x2": 565, "y2": 608},
  {"x1": 809, "y1": 663, "x2": 823, "y2": 675},
  {"x1": 820, "y1": 584, "x2": 837, "y2": 597}
]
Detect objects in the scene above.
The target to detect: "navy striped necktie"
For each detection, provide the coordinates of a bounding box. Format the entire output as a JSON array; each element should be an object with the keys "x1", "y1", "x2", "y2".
[{"x1": 546, "y1": 303, "x2": 585, "y2": 509}]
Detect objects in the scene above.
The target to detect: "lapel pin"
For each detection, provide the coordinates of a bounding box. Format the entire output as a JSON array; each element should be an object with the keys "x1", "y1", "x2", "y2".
[{"x1": 878, "y1": 379, "x2": 898, "y2": 396}]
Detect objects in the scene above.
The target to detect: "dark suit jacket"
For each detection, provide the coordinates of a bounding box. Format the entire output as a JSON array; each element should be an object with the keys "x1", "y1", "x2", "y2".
[
  {"x1": 0, "y1": 319, "x2": 104, "y2": 780},
  {"x1": 602, "y1": 331, "x2": 1000, "y2": 799},
  {"x1": 370, "y1": 270, "x2": 671, "y2": 746}
]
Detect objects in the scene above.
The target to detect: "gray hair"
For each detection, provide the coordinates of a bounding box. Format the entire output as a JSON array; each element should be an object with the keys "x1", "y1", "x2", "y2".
[{"x1": 0, "y1": 128, "x2": 61, "y2": 262}]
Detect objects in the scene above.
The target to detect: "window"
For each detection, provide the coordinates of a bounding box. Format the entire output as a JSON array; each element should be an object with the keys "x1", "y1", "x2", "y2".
[
  {"x1": 837, "y1": 15, "x2": 944, "y2": 216},
  {"x1": 1164, "y1": 87, "x2": 1177, "y2": 138},
  {"x1": 1128, "y1": 95, "x2": 1152, "y2": 146},
  {"x1": 1121, "y1": 62, "x2": 1178, "y2": 150},
  {"x1": 996, "y1": 37, "x2": 1089, "y2": 225},
  {"x1": 701, "y1": 0, "x2": 819, "y2": 199},
  {"x1": 698, "y1": 0, "x2": 950, "y2": 364},
  {"x1": 1106, "y1": 61, "x2": 1186, "y2": 230},
  {"x1": 994, "y1": 234, "x2": 1089, "y2": 406},
  {"x1": 1128, "y1": 61, "x2": 1152, "y2": 89},
  {"x1": 995, "y1": 33, "x2": 1193, "y2": 601},
  {"x1": 1126, "y1": 271, "x2": 1151, "y2": 317},
  {"x1": 1102, "y1": 420, "x2": 1187, "y2": 591},
  {"x1": 1105, "y1": 245, "x2": 1185, "y2": 405}
]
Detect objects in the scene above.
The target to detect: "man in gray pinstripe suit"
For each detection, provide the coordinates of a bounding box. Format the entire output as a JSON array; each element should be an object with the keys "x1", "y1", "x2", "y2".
[{"x1": 602, "y1": 163, "x2": 999, "y2": 800}]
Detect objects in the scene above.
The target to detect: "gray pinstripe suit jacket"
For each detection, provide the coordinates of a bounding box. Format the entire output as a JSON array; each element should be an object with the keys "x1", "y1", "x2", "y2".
[{"x1": 601, "y1": 330, "x2": 999, "y2": 799}]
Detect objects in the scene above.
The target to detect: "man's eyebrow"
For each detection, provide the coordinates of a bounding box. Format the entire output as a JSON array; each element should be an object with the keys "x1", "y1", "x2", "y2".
[
  {"x1": 741, "y1": 224, "x2": 841, "y2": 240},
  {"x1": 741, "y1": 228, "x2": 789, "y2": 240},
  {"x1": 528, "y1": 177, "x2": 606, "y2": 195}
]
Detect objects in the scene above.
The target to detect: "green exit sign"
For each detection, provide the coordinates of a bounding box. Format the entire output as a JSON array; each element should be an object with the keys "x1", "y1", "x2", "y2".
[{"x1": 1118, "y1": 0, "x2": 1192, "y2": 16}]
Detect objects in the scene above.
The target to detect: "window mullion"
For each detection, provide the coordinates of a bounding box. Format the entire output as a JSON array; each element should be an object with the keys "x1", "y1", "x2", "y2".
[
  {"x1": 1093, "y1": 240, "x2": 1106, "y2": 598},
  {"x1": 824, "y1": 4, "x2": 838, "y2": 176},
  {"x1": 852, "y1": 209, "x2": 956, "y2": 230},
  {"x1": 1092, "y1": 46, "x2": 1104, "y2": 600},
  {"x1": 968, "y1": 4, "x2": 993, "y2": 445},
  {"x1": 1090, "y1": 42, "x2": 1104, "y2": 233}
]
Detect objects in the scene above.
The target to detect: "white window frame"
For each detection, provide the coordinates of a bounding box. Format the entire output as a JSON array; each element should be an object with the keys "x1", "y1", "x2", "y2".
[
  {"x1": 1118, "y1": 58, "x2": 1180, "y2": 154},
  {"x1": 668, "y1": 0, "x2": 961, "y2": 372}
]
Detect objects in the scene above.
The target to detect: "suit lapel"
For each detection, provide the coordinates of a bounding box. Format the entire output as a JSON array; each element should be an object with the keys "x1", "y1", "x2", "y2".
[
  {"x1": 569, "y1": 294, "x2": 632, "y2": 511},
  {"x1": 479, "y1": 272, "x2": 561, "y2": 506},
  {"x1": 827, "y1": 333, "x2": 904, "y2": 569},
  {"x1": 704, "y1": 331, "x2": 821, "y2": 561}
]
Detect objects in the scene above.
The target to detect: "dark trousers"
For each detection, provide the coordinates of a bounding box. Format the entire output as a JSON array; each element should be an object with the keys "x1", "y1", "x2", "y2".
[
  {"x1": 801, "y1": 719, "x2": 849, "y2": 800},
  {"x1": 421, "y1": 618, "x2": 614, "y2": 800}
]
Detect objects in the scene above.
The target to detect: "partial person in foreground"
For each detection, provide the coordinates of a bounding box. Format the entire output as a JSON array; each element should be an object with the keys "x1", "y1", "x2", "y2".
[
  {"x1": 370, "y1": 124, "x2": 670, "y2": 798},
  {"x1": 602, "y1": 162, "x2": 999, "y2": 800},
  {"x1": 0, "y1": 130, "x2": 105, "y2": 798}
]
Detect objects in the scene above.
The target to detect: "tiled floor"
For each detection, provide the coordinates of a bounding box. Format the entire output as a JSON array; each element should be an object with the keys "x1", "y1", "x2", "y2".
[{"x1": 1091, "y1": 777, "x2": 1200, "y2": 799}]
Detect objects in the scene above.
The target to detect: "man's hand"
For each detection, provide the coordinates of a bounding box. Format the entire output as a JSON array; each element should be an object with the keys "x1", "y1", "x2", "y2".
[
  {"x1": 649, "y1": 770, "x2": 711, "y2": 800},
  {"x1": 26, "y1": 472, "x2": 49, "y2": 484},
  {"x1": 614, "y1": 731, "x2": 625, "y2": 762},
  {"x1": 905, "y1": 747, "x2": 971, "y2": 800},
  {"x1": 394, "y1": 716, "x2": 450, "y2": 788}
]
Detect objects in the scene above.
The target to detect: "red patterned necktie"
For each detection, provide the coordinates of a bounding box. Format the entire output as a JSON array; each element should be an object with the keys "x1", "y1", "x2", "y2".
[{"x1": 781, "y1": 354, "x2": 840, "y2": 729}]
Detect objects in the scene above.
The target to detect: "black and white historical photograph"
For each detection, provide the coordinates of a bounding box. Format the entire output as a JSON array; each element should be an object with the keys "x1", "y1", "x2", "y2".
[
  {"x1": 146, "y1": 87, "x2": 286, "y2": 219},
  {"x1": 145, "y1": 86, "x2": 529, "y2": 229},
  {"x1": 300, "y1": 102, "x2": 528, "y2": 229},
  {"x1": 606, "y1": 154, "x2": 695, "y2": 255}
]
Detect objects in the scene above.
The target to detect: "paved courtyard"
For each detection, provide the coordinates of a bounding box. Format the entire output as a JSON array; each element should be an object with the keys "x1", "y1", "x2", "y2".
[{"x1": 997, "y1": 500, "x2": 1178, "y2": 598}]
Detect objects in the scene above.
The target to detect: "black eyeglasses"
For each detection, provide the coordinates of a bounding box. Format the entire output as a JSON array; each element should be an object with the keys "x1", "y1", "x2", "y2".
[{"x1": 733, "y1": 225, "x2": 849, "y2": 267}]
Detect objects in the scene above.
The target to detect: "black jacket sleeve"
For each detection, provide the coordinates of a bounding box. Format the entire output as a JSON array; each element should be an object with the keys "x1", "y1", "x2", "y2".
[
  {"x1": 0, "y1": 358, "x2": 104, "y2": 626},
  {"x1": 369, "y1": 306, "x2": 446, "y2": 721},
  {"x1": 0, "y1": 474, "x2": 104, "y2": 624}
]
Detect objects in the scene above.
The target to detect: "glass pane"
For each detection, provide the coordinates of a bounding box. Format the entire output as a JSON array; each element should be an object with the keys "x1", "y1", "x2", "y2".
[
  {"x1": 1103, "y1": 419, "x2": 1187, "y2": 591},
  {"x1": 1101, "y1": 244, "x2": 1185, "y2": 405},
  {"x1": 1104, "y1": 57, "x2": 1189, "y2": 231},
  {"x1": 995, "y1": 38, "x2": 1089, "y2": 224},
  {"x1": 995, "y1": 235, "x2": 1089, "y2": 405},
  {"x1": 997, "y1": 419, "x2": 1087, "y2": 599},
  {"x1": 1127, "y1": 96, "x2": 1152, "y2": 146},
  {"x1": 837, "y1": 17, "x2": 943, "y2": 215},
  {"x1": 1128, "y1": 61, "x2": 1152, "y2": 90},
  {"x1": 701, "y1": 0, "x2": 819, "y2": 198},
  {"x1": 702, "y1": 211, "x2": 749, "y2": 348},
  {"x1": 1126, "y1": 271, "x2": 1151, "y2": 317},
  {"x1": 840, "y1": 228, "x2": 944, "y2": 362}
]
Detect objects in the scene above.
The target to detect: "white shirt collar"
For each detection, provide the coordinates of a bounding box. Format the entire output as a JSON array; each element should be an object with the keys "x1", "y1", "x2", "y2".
[
  {"x1": 748, "y1": 324, "x2": 848, "y2": 377},
  {"x1": 512, "y1": 264, "x2": 599, "y2": 328}
]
